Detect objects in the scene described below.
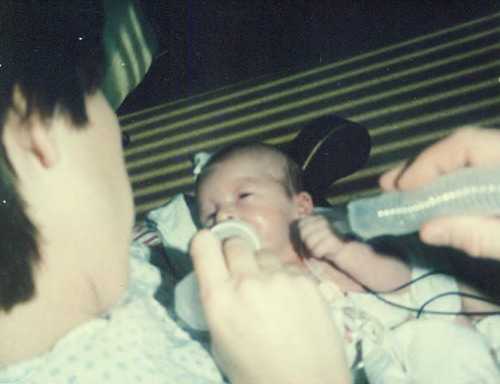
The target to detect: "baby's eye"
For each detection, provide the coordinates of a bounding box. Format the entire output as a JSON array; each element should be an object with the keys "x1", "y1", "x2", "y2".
[{"x1": 239, "y1": 192, "x2": 252, "y2": 199}]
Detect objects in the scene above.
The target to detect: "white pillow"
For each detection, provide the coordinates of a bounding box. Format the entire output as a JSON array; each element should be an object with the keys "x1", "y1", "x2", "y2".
[
  {"x1": 146, "y1": 193, "x2": 199, "y2": 279},
  {"x1": 145, "y1": 193, "x2": 209, "y2": 330}
]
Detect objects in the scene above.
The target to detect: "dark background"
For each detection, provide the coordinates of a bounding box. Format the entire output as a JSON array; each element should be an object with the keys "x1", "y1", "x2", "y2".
[{"x1": 118, "y1": 1, "x2": 500, "y2": 115}]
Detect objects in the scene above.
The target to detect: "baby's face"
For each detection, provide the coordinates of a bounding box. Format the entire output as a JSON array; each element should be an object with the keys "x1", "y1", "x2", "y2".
[{"x1": 198, "y1": 153, "x2": 310, "y2": 263}]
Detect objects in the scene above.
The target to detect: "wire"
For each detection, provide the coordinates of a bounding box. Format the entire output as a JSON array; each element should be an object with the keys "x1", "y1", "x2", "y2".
[
  {"x1": 364, "y1": 285, "x2": 500, "y2": 318},
  {"x1": 415, "y1": 291, "x2": 500, "y2": 318},
  {"x1": 366, "y1": 270, "x2": 446, "y2": 294},
  {"x1": 319, "y1": 258, "x2": 500, "y2": 317}
]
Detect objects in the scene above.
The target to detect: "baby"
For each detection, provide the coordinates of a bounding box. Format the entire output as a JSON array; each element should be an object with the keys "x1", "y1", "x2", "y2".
[
  {"x1": 190, "y1": 141, "x2": 499, "y2": 383},
  {"x1": 195, "y1": 142, "x2": 411, "y2": 291}
]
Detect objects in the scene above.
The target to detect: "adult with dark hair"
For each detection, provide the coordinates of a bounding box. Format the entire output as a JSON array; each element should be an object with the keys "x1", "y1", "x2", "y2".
[
  {"x1": 0, "y1": 1, "x2": 350, "y2": 383},
  {"x1": 0, "y1": 1, "x2": 107, "y2": 314}
]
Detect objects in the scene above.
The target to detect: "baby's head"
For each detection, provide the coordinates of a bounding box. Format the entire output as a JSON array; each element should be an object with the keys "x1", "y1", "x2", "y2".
[{"x1": 196, "y1": 142, "x2": 313, "y2": 263}]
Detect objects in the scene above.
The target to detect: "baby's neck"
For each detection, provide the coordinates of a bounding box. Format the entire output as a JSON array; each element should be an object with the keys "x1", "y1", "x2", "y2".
[{"x1": 276, "y1": 244, "x2": 304, "y2": 266}]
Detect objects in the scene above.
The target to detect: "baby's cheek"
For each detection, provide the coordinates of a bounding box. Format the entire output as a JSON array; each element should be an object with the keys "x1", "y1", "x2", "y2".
[{"x1": 252, "y1": 210, "x2": 292, "y2": 246}]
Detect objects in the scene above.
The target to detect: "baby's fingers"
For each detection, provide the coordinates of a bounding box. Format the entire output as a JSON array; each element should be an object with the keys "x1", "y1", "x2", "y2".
[
  {"x1": 298, "y1": 216, "x2": 343, "y2": 258},
  {"x1": 297, "y1": 215, "x2": 334, "y2": 240}
]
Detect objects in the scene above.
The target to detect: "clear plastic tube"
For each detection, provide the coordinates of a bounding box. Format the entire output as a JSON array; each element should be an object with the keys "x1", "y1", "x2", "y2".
[{"x1": 347, "y1": 166, "x2": 500, "y2": 239}]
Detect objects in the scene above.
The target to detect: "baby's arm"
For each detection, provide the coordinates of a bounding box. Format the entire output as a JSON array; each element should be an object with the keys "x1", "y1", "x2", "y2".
[{"x1": 298, "y1": 215, "x2": 411, "y2": 292}]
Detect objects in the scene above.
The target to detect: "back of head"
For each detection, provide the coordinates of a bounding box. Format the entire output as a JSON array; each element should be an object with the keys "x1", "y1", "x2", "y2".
[{"x1": 0, "y1": 0, "x2": 105, "y2": 312}]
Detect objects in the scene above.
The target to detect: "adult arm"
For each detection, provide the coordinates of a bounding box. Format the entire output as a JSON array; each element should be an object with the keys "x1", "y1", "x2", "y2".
[{"x1": 190, "y1": 230, "x2": 351, "y2": 384}]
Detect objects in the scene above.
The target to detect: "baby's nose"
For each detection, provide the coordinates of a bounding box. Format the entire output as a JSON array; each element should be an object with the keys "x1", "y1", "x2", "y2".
[{"x1": 215, "y1": 206, "x2": 237, "y2": 223}]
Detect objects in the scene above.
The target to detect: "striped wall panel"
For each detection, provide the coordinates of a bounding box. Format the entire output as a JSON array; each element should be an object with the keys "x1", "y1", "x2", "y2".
[{"x1": 120, "y1": 12, "x2": 500, "y2": 221}]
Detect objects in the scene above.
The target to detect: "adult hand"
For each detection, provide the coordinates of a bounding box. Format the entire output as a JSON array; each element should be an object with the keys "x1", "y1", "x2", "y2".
[
  {"x1": 190, "y1": 229, "x2": 351, "y2": 384},
  {"x1": 379, "y1": 126, "x2": 500, "y2": 259}
]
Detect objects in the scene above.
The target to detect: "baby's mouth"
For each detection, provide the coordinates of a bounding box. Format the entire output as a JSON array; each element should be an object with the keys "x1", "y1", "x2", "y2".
[{"x1": 210, "y1": 219, "x2": 261, "y2": 252}]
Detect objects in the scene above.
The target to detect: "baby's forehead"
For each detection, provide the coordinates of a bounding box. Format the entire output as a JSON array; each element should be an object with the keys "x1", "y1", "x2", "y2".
[
  {"x1": 234, "y1": 148, "x2": 284, "y2": 166},
  {"x1": 201, "y1": 151, "x2": 285, "y2": 187},
  {"x1": 223, "y1": 150, "x2": 284, "y2": 176}
]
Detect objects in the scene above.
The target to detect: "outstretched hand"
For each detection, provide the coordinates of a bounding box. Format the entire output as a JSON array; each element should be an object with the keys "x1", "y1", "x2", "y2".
[
  {"x1": 190, "y1": 229, "x2": 351, "y2": 384},
  {"x1": 379, "y1": 126, "x2": 500, "y2": 259}
]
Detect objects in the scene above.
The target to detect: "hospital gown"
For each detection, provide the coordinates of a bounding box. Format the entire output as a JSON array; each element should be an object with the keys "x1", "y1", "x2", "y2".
[{"x1": 0, "y1": 241, "x2": 224, "y2": 384}]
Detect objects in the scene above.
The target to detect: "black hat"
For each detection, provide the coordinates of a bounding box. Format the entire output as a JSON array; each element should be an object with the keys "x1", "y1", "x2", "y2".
[{"x1": 287, "y1": 114, "x2": 371, "y2": 206}]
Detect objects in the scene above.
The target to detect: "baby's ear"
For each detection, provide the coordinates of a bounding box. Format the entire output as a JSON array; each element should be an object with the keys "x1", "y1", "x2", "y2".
[{"x1": 294, "y1": 191, "x2": 314, "y2": 216}]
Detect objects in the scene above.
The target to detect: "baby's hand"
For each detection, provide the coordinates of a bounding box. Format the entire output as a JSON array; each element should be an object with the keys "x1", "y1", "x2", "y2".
[
  {"x1": 298, "y1": 215, "x2": 413, "y2": 293},
  {"x1": 297, "y1": 215, "x2": 345, "y2": 261}
]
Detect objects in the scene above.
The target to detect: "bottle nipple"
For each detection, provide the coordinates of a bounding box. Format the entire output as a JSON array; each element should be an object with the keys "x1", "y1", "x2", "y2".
[{"x1": 210, "y1": 220, "x2": 261, "y2": 252}]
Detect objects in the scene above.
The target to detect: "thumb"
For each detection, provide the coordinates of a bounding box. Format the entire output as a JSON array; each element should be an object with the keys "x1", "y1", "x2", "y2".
[
  {"x1": 420, "y1": 216, "x2": 500, "y2": 260},
  {"x1": 190, "y1": 230, "x2": 229, "y2": 298}
]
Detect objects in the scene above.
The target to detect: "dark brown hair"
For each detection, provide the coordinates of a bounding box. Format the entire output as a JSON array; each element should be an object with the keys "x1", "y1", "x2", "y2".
[{"x1": 0, "y1": 0, "x2": 105, "y2": 311}]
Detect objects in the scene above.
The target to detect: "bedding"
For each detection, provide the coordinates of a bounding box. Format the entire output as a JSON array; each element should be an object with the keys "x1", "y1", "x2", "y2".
[
  {"x1": 144, "y1": 192, "x2": 500, "y2": 383},
  {"x1": 143, "y1": 193, "x2": 500, "y2": 384},
  {"x1": 121, "y1": 11, "x2": 500, "y2": 384},
  {"x1": 121, "y1": 11, "x2": 500, "y2": 222}
]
